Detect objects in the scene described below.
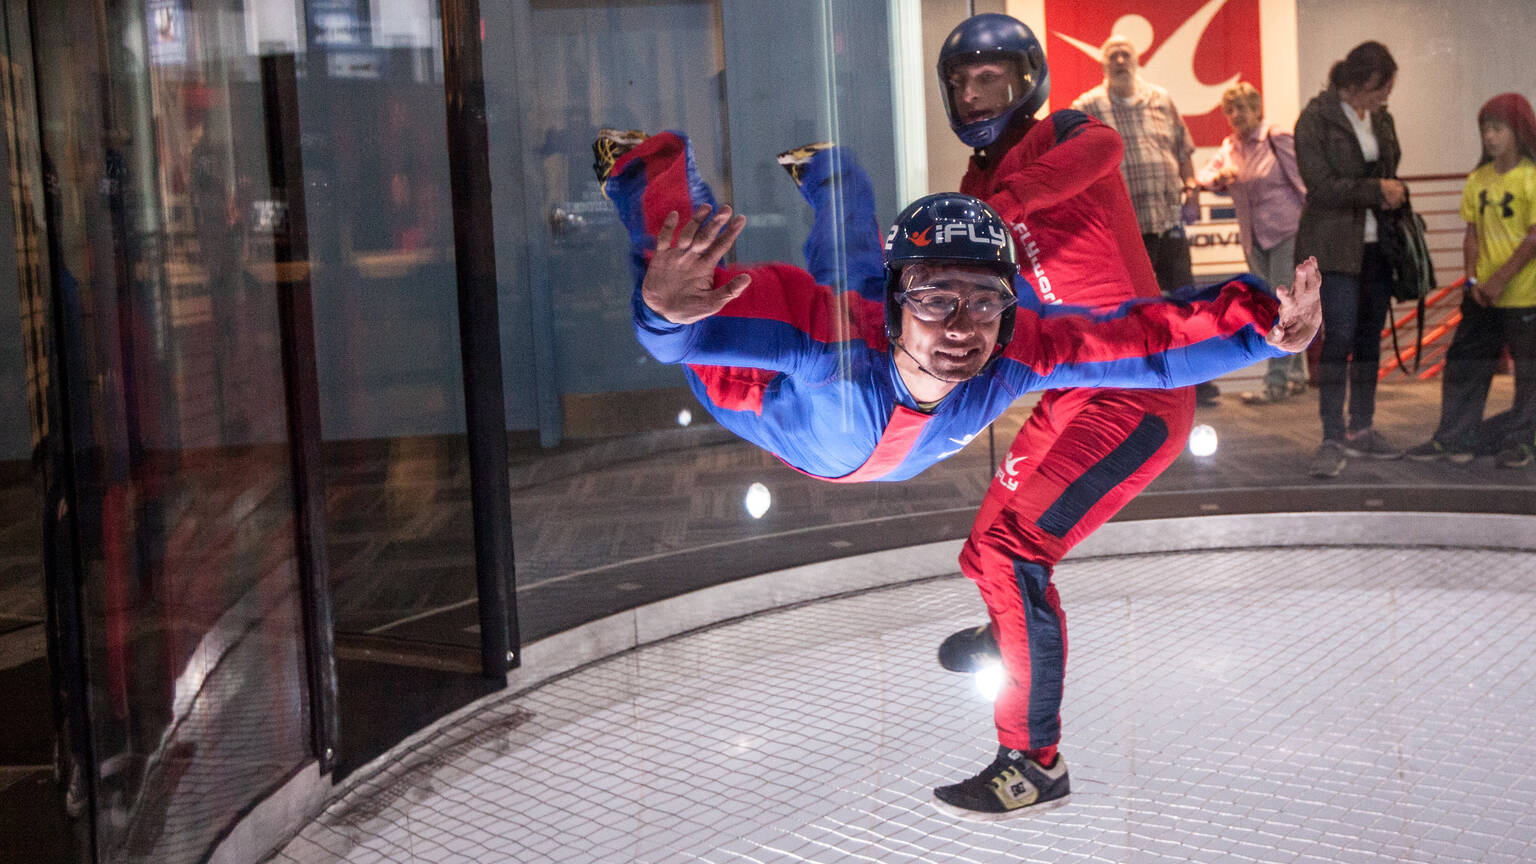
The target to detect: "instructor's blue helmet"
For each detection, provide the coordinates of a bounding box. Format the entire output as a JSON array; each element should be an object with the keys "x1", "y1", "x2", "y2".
[
  {"x1": 938, "y1": 14, "x2": 1050, "y2": 149},
  {"x1": 884, "y1": 192, "x2": 1019, "y2": 350}
]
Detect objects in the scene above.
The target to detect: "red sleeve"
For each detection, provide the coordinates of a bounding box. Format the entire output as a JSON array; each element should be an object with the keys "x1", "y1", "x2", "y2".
[{"x1": 990, "y1": 113, "x2": 1124, "y2": 219}]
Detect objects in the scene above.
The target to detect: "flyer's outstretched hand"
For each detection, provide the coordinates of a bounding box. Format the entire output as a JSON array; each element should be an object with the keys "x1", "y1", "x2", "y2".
[
  {"x1": 1266, "y1": 256, "x2": 1322, "y2": 353},
  {"x1": 641, "y1": 205, "x2": 750, "y2": 324}
]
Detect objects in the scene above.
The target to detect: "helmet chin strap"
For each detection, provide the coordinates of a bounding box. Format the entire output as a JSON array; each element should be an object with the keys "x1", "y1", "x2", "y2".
[{"x1": 892, "y1": 338, "x2": 969, "y2": 385}]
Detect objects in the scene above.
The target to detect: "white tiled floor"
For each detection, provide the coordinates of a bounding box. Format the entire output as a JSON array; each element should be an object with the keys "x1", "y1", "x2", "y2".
[{"x1": 274, "y1": 546, "x2": 1536, "y2": 863}]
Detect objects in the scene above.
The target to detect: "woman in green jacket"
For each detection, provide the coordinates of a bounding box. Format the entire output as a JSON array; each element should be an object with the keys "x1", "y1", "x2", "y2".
[{"x1": 1294, "y1": 41, "x2": 1406, "y2": 478}]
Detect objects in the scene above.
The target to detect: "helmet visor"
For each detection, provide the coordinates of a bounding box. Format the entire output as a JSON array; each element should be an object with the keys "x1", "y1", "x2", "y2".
[{"x1": 941, "y1": 52, "x2": 1035, "y2": 127}]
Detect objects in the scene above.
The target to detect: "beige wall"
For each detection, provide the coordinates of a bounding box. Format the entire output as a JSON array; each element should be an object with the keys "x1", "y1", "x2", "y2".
[
  {"x1": 921, "y1": 0, "x2": 1006, "y2": 194},
  {"x1": 1296, "y1": 0, "x2": 1536, "y2": 177}
]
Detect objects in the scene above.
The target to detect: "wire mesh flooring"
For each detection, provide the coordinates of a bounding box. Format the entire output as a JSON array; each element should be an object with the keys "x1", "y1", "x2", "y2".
[{"x1": 272, "y1": 545, "x2": 1536, "y2": 864}]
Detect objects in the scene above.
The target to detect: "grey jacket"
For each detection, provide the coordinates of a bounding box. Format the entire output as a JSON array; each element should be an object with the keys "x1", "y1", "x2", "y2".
[{"x1": 1293, "y1": 89, "x2": 1401, "y2": 273}]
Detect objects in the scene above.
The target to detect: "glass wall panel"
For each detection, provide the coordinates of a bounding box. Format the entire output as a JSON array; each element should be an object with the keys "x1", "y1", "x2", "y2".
[
  {"x1": 0, "y1": 0, "x2": 68, "y2": 854},
  {"x1": 293, "y1": 1, "x2": 486, "y2": 656},
  {"x1": 27, "y1": 0, "x2": 315, "y2": 859}
]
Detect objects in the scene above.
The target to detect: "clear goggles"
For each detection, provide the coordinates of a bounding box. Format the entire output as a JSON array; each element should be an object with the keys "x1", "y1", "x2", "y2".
[{"x1": 896, "y1": 267, "x2": 1016, "y2": 324}]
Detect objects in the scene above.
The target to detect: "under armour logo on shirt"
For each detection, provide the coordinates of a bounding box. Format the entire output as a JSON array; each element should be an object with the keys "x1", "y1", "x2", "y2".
[{"x1": 1480, "y1": 190, "x2": 1516, "y2": 218}]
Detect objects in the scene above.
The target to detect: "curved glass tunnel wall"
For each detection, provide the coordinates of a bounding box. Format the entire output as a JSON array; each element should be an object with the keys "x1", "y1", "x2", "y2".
[
  {"x1": 12, "y1": 0, "x2": 323, "y2": 861},
  {"x1": 3, "y1": 0, "x2": 1536, "y2": 863}
]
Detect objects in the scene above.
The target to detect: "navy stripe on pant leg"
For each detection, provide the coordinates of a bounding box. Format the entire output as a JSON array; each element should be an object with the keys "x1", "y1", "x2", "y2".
[
  {"x1": 1037, "y1": 414, "x2": 1169, "y2": 538},
  {"x1": 1014, "y1": 559, "x2": 1063, "y2": 748}
]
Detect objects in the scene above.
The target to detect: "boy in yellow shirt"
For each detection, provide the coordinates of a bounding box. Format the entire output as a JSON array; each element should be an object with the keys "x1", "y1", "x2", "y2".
[{"x1": 1407, "y1": 93, "x2": 1536, "y2": 467}]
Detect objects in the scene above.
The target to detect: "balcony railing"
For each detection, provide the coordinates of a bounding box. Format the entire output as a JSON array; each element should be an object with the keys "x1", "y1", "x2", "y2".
[{"x1": 1189, "y1": 173, "x2": 1470, "y2": 380}]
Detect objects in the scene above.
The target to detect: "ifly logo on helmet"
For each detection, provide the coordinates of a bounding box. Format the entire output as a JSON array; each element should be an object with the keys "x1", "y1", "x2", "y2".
[
  {"x1": 936, "y1": 222, "x2": 1008, "y2": 247},
  {"x1": 886, "y1": 223, "x2": 1007, "y2": 249}
]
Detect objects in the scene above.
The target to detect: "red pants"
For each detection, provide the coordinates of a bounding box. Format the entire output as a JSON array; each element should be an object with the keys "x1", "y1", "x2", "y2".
[{"x1": 959, "y1": 386, "x2": 1195, "y2": 753}]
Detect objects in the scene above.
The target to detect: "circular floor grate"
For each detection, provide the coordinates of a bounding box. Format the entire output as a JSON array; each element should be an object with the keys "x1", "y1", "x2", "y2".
[{"x1": 275, "y1": 546, "x2": 1536, "y2": 863}]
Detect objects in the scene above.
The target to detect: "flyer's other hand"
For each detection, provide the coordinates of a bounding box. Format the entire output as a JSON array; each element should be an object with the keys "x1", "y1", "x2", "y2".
[{"x1": 1267, "y1": 256, "x2": 1322, "y2": 353}]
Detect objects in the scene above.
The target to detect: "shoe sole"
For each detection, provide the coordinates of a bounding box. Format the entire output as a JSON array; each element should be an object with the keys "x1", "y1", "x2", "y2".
[
  {"x1": 938, "y1": 625, "x2": 998, "y2": 673},
  {"x1": 929, "y1": 793, "x2": 1071, "y2": 822},
  {"x1": 1309, "y1": 460, "x2": 1344, "y2": 479},
  {"x1": 592, "y1": 129, "x2": 649, "y2": 184},
  {"x1": 1240, "y1": 396, "x2": 1284, "y2": 405},
  {"x1": 1343, "y1": 447, "x2": 1403, "y2": 460}
]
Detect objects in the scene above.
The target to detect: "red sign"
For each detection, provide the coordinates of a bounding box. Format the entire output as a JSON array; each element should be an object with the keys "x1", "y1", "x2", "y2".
[{"x1": 1042, "y1": 0, "x2": 1262, "y2": 147}]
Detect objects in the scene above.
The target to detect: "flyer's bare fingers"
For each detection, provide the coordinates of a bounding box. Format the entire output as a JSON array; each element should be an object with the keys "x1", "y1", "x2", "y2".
[
  {"x1": 671, "y1": 204, "x2": 714, "y2": 251},
  {"x1": 690, "y1": 204, "x2": 733, "y2": 252},
  {"x1": 655, "y1": 210, "x2": 681, "y2": 251},
  {"x1": 719, "y1": 271, "x2": 752, "y2": 302},
  {"x1": 1293, "y1": 256, "x2": 1321, "y2": 298},
  {"x1": 702, "y1": 212, "x2": 747, "y2": 263}
]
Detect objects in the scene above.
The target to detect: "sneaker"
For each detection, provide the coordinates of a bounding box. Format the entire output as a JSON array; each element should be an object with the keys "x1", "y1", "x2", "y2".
[
  {"x1": 1405, "y1": 440, "x2": 1475, "y2": 464},
  {"x1": 1286, "y1": 380, "x2": 1309, "y2": 396},
  {"x1": 775, "y1": 141, "x2": 833, "y2": 187},
  {"x1": 1344, "y1": 428, "x2": 1403, "y2": 460},
  {"x1": 932, "y1": 747, "x2": 1071, "y2": 821},
  {"x1": 1497, "y1": 442, "x2": 1534, "y2": 468},
  {"x1": 592, "y1": 128, "x2": 649, "y2": 185},
  {"x1": 1310, "y1": 440, "x2": 1347, "y2": 478},
  {"x1": 938, "y1": 623, "x2": 999, "y2": 673},
  {"x1": 1239, "y1": 385, "x2": 1288, "y2": 405},
  {"x1": 1195, "y1": 381, "x2": 1221, "y2": 405}
]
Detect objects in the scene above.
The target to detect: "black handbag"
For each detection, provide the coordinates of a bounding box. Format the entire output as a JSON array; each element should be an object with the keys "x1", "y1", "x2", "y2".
[
  {"x1": 1378, "y1": 202, "x2": 1435, "y2": 303},
  {"x1": 1377, "y1": 196, "x2": 1436, "y2": 373}
]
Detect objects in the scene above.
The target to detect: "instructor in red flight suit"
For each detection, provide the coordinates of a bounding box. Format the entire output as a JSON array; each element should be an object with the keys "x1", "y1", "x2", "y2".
[{"x1": 930, "y1": 13, "x2": 1205, "y2": 819}]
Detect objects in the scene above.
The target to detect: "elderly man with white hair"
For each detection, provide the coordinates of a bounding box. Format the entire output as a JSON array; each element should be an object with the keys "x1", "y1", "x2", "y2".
[{"x1": 1072, "y1": 35, "x2": 1212, "y2": 402}]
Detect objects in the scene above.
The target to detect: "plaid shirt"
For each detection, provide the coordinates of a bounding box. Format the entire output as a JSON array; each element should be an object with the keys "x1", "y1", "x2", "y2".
[{"x1": 1073, "y1": 80, "x2": 1195, "y2": 235}]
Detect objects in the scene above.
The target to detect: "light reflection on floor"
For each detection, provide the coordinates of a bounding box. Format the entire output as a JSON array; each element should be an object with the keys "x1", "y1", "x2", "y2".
[{"x1": 275, "y1": 546, "x2": 1536, "y2": 864}]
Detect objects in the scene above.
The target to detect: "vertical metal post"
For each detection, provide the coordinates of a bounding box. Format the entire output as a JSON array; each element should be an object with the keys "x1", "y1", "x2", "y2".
[
  {"x1": 440, "y1": 0, "x2": 519, "y2": 677},
  {"x1": 261, "y1": 54, "x2": 340, "y2": 770},
  {"x1": 19, "y1": 0, "x2": 100, "y2": 855}
]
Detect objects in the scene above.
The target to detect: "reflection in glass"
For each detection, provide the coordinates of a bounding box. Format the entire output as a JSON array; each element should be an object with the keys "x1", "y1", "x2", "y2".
[{"x1": 26, "y1": 0, "x2": 319, "y2": 858}]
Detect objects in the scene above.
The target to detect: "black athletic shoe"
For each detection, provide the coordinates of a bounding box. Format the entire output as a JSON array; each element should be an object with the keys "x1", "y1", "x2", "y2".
[
  {"x1": 1405, "y1": 439, "x2": 1475, "y2": 464},
  {"x1": 938, "y1": 623, "x2": 999, "y2": 673},
  {"x1": 932, "y1": 747, "x2": 1071, "y2": 821},
  {"x1": 775, "y1": 141, "x2": 833, "y2": 187},
  {"x1": 1497, "y1": 442, "x2": 1534, "y2": 468},
  {"x1": 1343, "y1": 427, "x2": 1402, "y2": 460}
]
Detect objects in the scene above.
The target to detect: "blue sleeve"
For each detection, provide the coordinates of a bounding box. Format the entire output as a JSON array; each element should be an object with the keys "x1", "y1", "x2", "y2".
[{"x1": 632, "y1": 261, "x2": 850, "y2": 374}]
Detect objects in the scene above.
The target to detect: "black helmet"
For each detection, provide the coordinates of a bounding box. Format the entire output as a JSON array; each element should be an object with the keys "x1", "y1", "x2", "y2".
[
  {"x1": 938, "y1": 14, "x2": 1050, "y2": 148},
  {"x1": 883, "y1": 192, "x2": 1018, "y2": 349}
]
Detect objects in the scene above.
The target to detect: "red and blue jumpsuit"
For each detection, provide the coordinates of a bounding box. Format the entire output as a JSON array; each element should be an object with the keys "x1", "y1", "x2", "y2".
[
  {"x1": 956, "y1": 111, "x2": 1200, "y2": 762},
  {"x1": 607, "y1": 130, "x2": 1280, "y2": 493}
]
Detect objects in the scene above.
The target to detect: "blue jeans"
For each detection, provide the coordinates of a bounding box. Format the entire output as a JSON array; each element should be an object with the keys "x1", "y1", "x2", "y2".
[
  {"x1": 1141, "y1": 227, "x2": 1194, "y2": 297},
  {"x1": 1317, "y1": 244, "x2": 1393, "y2": 442},
  {"x1": 1245, "y1": 236, "x2": 1307, "y2": 393}
]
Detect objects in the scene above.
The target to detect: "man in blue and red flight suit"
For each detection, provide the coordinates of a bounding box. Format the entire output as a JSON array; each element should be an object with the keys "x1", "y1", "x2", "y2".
[{"x1": 602, "y1": 127, "x2": 1322, "y2": 817}]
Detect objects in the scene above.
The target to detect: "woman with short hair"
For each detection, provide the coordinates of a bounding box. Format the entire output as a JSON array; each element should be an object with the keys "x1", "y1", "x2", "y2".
[{"x1": 1197, "y1": 81, "x2": 1309, "y2": 405}]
